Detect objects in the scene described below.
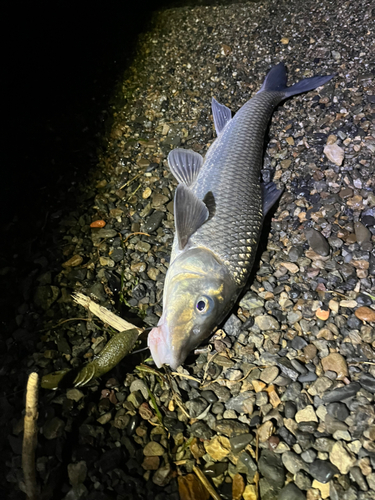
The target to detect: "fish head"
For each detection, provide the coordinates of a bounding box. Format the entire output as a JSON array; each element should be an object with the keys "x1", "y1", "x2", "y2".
[{"x1": 148, "y1": 247, "x2": 237, "y2": 369}]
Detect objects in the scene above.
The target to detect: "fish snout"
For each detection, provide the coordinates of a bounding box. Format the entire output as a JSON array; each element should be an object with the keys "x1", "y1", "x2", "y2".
[{"x1": 147, "y1": 322, "x2": 185, "y2": 370}]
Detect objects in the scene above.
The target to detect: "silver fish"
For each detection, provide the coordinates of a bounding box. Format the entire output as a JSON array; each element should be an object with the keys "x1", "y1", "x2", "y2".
[{"x1": 148, "y1": 63, "x2": 334, "y2": 369}]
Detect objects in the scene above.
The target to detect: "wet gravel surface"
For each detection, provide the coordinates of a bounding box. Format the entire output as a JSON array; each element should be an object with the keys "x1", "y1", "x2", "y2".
[{"x1": 2, "y1": 0, "x2": 375, "y2": 499}]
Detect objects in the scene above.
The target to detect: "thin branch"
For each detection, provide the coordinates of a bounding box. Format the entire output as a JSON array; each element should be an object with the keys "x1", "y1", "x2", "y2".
[
  {"x1": 72, "y1": 292, "x2": 142, "y2": 334},
  {"x1": 22, "y1": 372, "x2": 39, "y2": 500}
]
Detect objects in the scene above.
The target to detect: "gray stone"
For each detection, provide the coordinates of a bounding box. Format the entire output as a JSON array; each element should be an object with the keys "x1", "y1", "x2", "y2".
[
  {"x1": 322, "y1": 382, "x2": 361, "y2": 403},
  {"x1": 215, "y1": 419, "x2": 249, "y2": 437},
  {"x1": 309, "y1": 459, "x2": 339, "y2": 483},
  {"x1": 240, "y1": 291, "x2": 265, "y2": 310},
  {"x1": 282, "y1": 451, "x2": 308, "y2": 474},
  {"x1": 258, "y1": 449, "x2": 286, "y2": 489},
  {"x1": 230, "y1": 433, "x2": 253, "y2": 453},
  {"x1": 278, "y1": 483, "x2": 306, "y2": 500},
  {"x1": 223, "y1": 314, "x2": 242, "y2": 336},
  {"x1": 305, "y1": 228, "x2": 330, "y2": 256}
]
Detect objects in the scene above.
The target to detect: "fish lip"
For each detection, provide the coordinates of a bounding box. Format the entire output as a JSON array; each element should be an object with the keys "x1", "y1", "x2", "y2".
[{"x1": 148, "y1": 320, "x2": 171, "y2": 368}]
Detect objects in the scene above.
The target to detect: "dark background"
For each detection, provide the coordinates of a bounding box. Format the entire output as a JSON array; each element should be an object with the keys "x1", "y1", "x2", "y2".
[{"x1": 2, "y1": 1, "x2": 242, "y2": 244}]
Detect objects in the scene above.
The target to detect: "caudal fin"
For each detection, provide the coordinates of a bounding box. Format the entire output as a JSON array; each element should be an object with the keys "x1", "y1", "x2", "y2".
[{"x1": 258, "y1": 62, "x2": 334, "y2": 98}]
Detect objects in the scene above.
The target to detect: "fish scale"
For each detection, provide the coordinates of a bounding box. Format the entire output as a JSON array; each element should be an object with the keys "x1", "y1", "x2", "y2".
[{"x1": 189, "y1": 91, "x2": 283, "y2": 286}]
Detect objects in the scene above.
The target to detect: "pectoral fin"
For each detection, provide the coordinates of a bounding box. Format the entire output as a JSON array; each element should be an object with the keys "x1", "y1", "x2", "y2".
[
  {"x1": 262, "y1": 181, "x2": 283, "y2": 217},
  {"x1": 212, "y1": 97, "x2": 232, "y2": 134},
  {"x1": 174, "y1": 184, "x2": 209, "y2": 249},
  {"x1": 168, "y1": 149, "x2": 204, "y2": 186}
]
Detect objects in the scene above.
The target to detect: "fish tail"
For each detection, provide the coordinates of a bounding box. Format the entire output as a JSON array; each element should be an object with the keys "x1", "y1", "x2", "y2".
[{"x1": 258, "y1": 62, "x2": 334, "y2": 98}]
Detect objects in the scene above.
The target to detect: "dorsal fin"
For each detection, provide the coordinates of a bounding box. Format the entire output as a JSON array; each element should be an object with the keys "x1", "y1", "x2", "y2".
[
  {"x1": 212, "y1": 97, "x2": 232, "y2": 134},
  {"x1": 174, "y1": 184, "x2": 209, "y2": 250},
  {"x1": 261, "y1": 181, "x2": 283, "y2": 216},
  {"x1": 168, "y1": 149, "x2": 204, "y2": 186}
]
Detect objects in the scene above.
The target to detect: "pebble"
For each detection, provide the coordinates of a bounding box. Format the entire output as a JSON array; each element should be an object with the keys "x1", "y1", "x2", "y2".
[
  {"x1": 215, "y1": 420, "x2": 250, "y2": 437},
  {"x1": 323, "y1": 144, "x2": 345, "y2": 166},
  {"x1": 282, "y1": 451, "x2": 308, "y2": 474},
  {"x1": 311, "y1": 479, "x2": 330, "y2": 499},
  {"x1": 240, "y1": 291, "x2": 264, "y2": 310},
  {"x1": 143, "y1": 440, "x2": 165, "y2": 457},
  {"x1": 354, "y1": 222, "x2": 371, "y2": 245},
  {"x1": 204, "y1": 435, "x2": 231, "y2": 461},
  {"x1": 321, "y1": 353, "x2": 348, "y2": 380},
  {"x1": 322, "y1": 382, "x2": 360, "y2": 403},
  {"x1": 257, "y1": 421, "x2": 274, "y2": 442},
  {"x1": 230, "y1": 434, "x2": 253, "y2": 453},
  {"x1": 232, "y1": 473, "x2": 245, "y2": 500},
  {"x1": 295, "y1": 405, "x2": 318, "y2": 423},
  {"x1": 260, "y1": 366, "x2": 279, "y2": 384},
  {"x1": 225, "y1": 392, "x2": 254, "y2": 414},
  {"x1": 355, "y1": 306, "x2": 375, "y2": 322},
  {"x1": 278, "y1": 482, "x2": 306, "y2": 500},
  {"x1": 327, "y1": 402, "x2": 349, "y2": 421},
  {"x1": 359, "y1": 373, "x2": 375, "y2": 393},
  {"x1": 258, "y1": 449, "x2": 285, "y2": 489},
  {"x1": 305, "y1": 228, "x2": 330, "y2": 257},
  {"x1": 255, "y1": 315, "x2": 280, "y2": 331},
  {"x1": 329, "y1": 441, "x2": 356, "y2": 474},
  {"x1": 68, "y1": 461, "x2": 87, "y2": 486},
  {"x1": 309, "y1": 459, "x2": 339, "y2": 483}
]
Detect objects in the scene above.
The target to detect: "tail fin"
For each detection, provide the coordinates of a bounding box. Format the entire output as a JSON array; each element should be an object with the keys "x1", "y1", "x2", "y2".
[{"x1": 258, "y1": 62, "x2": 334, "y2": 98}]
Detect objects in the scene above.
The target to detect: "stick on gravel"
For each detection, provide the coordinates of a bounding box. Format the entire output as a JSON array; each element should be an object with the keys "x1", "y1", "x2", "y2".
[
  {"x1": 72, "y1": 292, "x2": 142, "y2": 334},
  {"x1": 22, "y1": 372, "x2": 39, "y2": 500}
]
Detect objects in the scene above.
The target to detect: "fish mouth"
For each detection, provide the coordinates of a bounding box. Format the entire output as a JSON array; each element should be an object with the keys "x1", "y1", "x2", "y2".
[
  {"x1": 147, "y1": 320, "x2": 184, "y2": 370},
  {"x1": 148, "y1": 321, "x2": 171, "y2": 368}
]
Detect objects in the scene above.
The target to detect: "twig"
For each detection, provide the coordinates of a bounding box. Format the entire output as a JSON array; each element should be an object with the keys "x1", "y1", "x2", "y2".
[
  {"x1": 200, "y1": 365, "x2": 260, "y2": 389},
  {"x1": 147, "y1": 388, "x2": 164, "y2": 425},
  {"x1": 22, "y1": 372, "x2": 39, "y2": 500},
  {"x1": 119, "y1": 172, "x2": 143, "y2": 190},
  {"x1": 121, "y1": 231, "x2": 150, "y2": 245},
  {"x1": 170, "y1": 372, "x2": 201, "y2": 383},
  {"x1": 72, "y1": 292, "x2": 142, "y2": 334},
  {"x1": 127, "y1": 183, "x2": 141, "y2": 201},
  {"x1": 193, "y1": 466, "x2": 221, "y2": 500}
]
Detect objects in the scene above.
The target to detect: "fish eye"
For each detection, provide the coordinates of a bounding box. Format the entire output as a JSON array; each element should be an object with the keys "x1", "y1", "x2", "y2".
[{"x1": 196, "y1": 297, "x2": 209, "y2": 314}]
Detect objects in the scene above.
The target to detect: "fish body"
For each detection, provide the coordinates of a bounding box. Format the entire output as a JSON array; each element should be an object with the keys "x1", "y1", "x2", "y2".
[{"x1": 148, "y1": 63, "x2": 334, "y2": 369}]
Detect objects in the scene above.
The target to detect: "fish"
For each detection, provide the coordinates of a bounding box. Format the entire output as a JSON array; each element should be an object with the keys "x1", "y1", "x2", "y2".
[{"x1": 148, "y1": 62, "x2": 334, "y2": 370}]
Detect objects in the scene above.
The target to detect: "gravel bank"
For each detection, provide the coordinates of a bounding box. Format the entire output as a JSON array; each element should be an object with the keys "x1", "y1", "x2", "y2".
[{"x1": 2, "y1": 0, "x2": 375, "y2": 499}]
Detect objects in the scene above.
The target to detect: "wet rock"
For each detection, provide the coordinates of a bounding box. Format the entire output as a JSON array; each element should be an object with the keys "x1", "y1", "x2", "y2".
[
  {"x1": 359, "y1": 373, "x2": 375, "y2": 393},
  {"x1": 258, "y1": 449, "x2": 285, "y2": 489},
  {"x1": 43, "y1": 416, "x2": 65, "y2": 439},
  {"x1": 230, "y1": 434, "x2": 253, "y2": 454},
  {"x1": 186, "y1": 397, "x2": 208, "y2": 418},
  {"x1": 204, "y1": 435, "x2": 231, "y2": 461},
  {"x1": 240, "y1": 292, "x2": 264, "y2": 310},
  {"x1": 354, "y1": 222, "x2": 371, "y2": 246},
  {"x1": 322, "y1": 382, "x2": 360, "y2": 403},
  {"x1": 355, "y1": 307, "x2": 375, "y2": 322},
  {"x1": 305, "y1": 228, "x2": 330, "y2": 256},
  {"x1": 260, "y1": 366, "x2": 280, "y2": 384},
  {"x1": 223, "y1": 314, "x2": 242, "y2": 336},
  {"x1": 190, "y1": 421, "x2": 213, "y2": 440},
  {"x1": 255, "y1": 315, "x2": 280, "y2": 331},
  {"x1": 329, "y1": 441, "x2": 356, "y2": 474},
  {"x1": 324, "y1": 144, "x2": 345, "y2": 166},
  {"x1": 321, "y1": 353, "x2": 348, "y2": 380},
  {"x1": 225, "y1": 392, "x2": 254, "y2": 414},
  {"x1": 215, "y1": 420, "x2": 249, "y2": 437},
  {"x1": 278, "y1": 483, "x2": 306, "y2": 500},
  {"x1": 309, "y1": 459, "x2": 339, "y2": 483},
  {"x1": 68, "y1": 461, "x2": 87, "y2": 486},
  {"x1": 327, "y1": 402, "x2": 349, "y2": 421},
  {"x1": 143, "y1": 440, "x2": 165, "y2": 456},
  {"x1": 282, "y1": 451, "x2": 307, "y2": 474}
]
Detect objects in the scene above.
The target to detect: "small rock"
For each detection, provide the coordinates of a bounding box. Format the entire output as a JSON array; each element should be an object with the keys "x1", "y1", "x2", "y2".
[
  {"x1": 142, "y1": 456, "x2": 160, "y2": 470},
  {"x1": 240, "y1": 292, "x2": 264, "y2": 310},
  {"x1": 321, "y1": 353, "x2": 348, "y2": 380},
  {"x1": 260, "y1": 366, "x2": 279, "y2": 384},
  {"x1": 280, "y1": 262, "x2": 299, "y2": 274},
  {"x1": 258, "y1": 449, "x2": 285, "y2": 488},
  {"x1": 355, "y1": 306, "x2": 375, "y2": 322},
  {"x1": 43, "y1": 417, "x2": 65, "y2": 439},
  {"x1": 282, "y1": 451, "x2": 307, "y2": 474},
  {"x1": 309, "y1": 459, "x2": 338, "y2": 484},
  {"x1": 257, "y1": 421, "x2": 274, "y2": 442},
  {"x1": 324, "y1": 144, "x2": 345, "y2": 166},
  {"x1": 62, "y1": 255, "x2": 83, "y2": 268},
  {"x1": 204, "y1": 435, "x2": 231, "y2": 461},
  {"x1": 243, "y1": 484, "x2": 257, "y2": 500},
  {"x1": 232, "y1": 473, "x2": 246, "y2": 500},
  {"x1": 329, "y1": 441, "x2": 356, "y2": 474},
  {"x1": 215, "y1": 420, "x2": 250, "y2": 437},
  {"x1": 255, "y1": 315, "x2": 280, "y2": 331},
  {"x1": 305, "y1": 228, "x2": 330, "y2": 257},
  {"x1": 143, "y1": 441, "x2": 165, "y2": 456},
  {"x1": 230, "y1": 434, "x2": 253, "y2": 454},
  {"x1": 295, "y1": 405, "x2": 318, "y2": 423},
  {"x1": 322, "y1": 382, "x2": 360, "y2": 403},
  {"x1": 66, "y1": 389, "x2": 84, "y2": 402},
  {"x1": 311, "y1": 479, "x2": 330, "y2": 499},
  {"x1": 278, "y1": 483, "x2": 306, "y2": 500},
  {"x1": 68, "y1": 461, "x2": 87, "y2": 486}
]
